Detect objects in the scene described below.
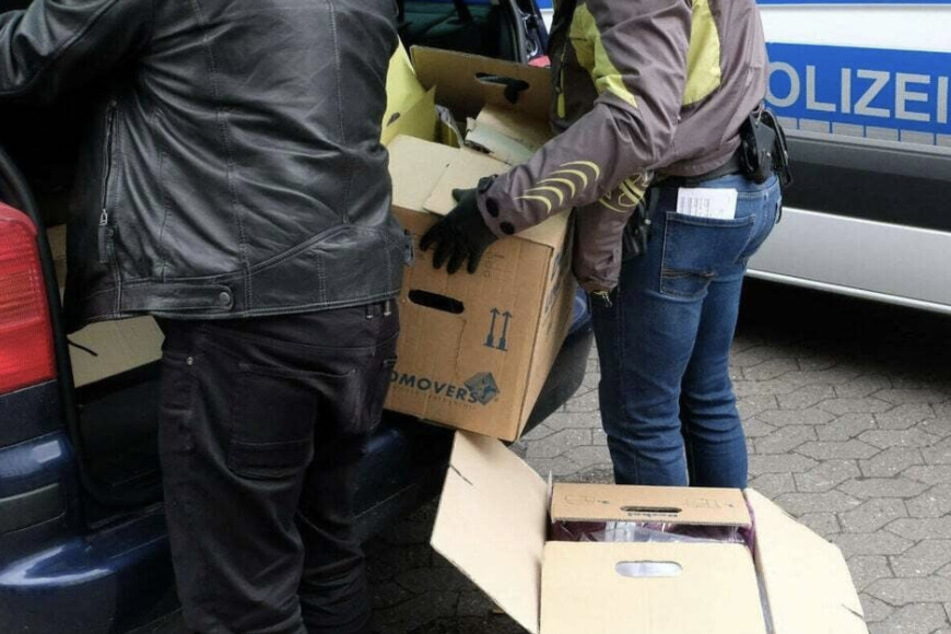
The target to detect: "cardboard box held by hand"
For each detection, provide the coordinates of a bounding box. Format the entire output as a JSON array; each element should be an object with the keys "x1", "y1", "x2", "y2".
[
  {"x1": 386, "y1": 136, "x2": 575, "y2": 441},
  {"x1": 382, "y1": 48, "x2": 576, "y2": 441},
  {"x1": 432, "y1": 432, "x2": 869, "y2": 634}
]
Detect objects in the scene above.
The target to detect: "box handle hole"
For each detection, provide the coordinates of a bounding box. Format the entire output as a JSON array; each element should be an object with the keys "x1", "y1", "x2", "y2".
[
  {"x1": 409, "y1": 290, "x2": 465, "y2": 314},
  {"x1": 615, "y1": 561, "x2": 683, "y2": 579},
  {"x1": 621, "y1": 505, "x2": 683, "y2": 516},
  {"x1": 474, "y1": 73, "x2": 530, "y2": 104}
]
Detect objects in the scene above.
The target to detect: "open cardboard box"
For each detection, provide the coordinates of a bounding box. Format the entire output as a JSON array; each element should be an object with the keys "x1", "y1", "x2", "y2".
[
  {"x1": 380, "y1": 45, "x2": 553, "y2": 155},
  {"x1": 386, "y1": 136, "x2": 575, "y2": 441},
  {"x1": 382, "y1": 47, "x2": 578, "y2": 441},
  {"x1": 432, "y1": 432, "x2": 869, "y2": 634}
]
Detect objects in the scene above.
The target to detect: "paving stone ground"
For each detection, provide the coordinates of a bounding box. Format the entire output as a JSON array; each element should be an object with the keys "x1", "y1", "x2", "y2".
[{"x1": 369, "y1": 281, "x2": 951, "y2": 634}]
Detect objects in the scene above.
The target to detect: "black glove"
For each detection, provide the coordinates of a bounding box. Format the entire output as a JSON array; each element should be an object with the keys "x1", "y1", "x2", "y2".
[{"x1": 420, "y1": 184, "x2": 498, "y2": 274}]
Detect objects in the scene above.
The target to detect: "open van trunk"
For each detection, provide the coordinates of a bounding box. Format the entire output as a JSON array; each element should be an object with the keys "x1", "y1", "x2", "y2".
[
  {"x1": 0, "y1": 3, "x2": 584, "y2": 631},
  {"x1": 0, "y1": 83, "x2": 169, "y2": 523},
  {"x1": 0, "y1": 0, "x2": 549, "y2": 522}
]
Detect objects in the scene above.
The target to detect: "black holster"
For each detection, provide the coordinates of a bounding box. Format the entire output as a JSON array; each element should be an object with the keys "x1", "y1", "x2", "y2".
[{"x1": 738, "y1": 108, "x2": 793, "y2": 189}]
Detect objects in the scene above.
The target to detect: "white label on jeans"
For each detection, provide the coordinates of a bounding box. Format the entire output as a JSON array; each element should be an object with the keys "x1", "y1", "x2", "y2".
[{"x1": 676, "y1": 188, "x2": 738, "y2": 220}]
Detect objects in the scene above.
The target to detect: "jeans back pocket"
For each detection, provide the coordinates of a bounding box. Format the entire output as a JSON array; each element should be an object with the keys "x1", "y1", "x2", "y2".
[
  {"x1": 228, "y1": 364, "x2": 351, "y2": 480},
  {"x1": 660, "y1": 212, "x2": 755, "y2": 299}
]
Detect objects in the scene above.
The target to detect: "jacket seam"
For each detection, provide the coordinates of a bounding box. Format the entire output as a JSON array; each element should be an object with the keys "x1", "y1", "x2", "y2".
[
  {"x1": 186, "y1": 0, "x2": 252, "y2": 307},
  {"x1": 86, "y1": 224, "x2": 403, "y2": 288},
  {"x1": 157, "y1": 149, "x2": 172, "y2": 280},
  {"x1": 325, "y1": 0, "x2": 354, "y2": 223}
]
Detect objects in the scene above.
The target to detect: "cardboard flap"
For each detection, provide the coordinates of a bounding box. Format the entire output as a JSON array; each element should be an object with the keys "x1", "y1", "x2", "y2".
[
  {"x1": 412, "y1": 46, "x2": 551, "y2": 121},
  {"x1": 423, "y1": 152, "x2": 570, "y2": 250},
  {"x1": 423, "y1": 150, "x2": 509, "y2": 217},
  {"x1": 746, "y1": 489, "x2": 868, "y2": 634},
  {"x1": 541, "y1": 542, "x2": 767, "y2": 634},
  {"x1": 382, "y1": 88, "x2": 438, "y2": 146},
  {"x1": 466, "y1": 105, "x2": 552, "y2": 166},
  {"x1": 431, "y1": 432, "x2": 549, "y2": 634},
  {"x1": 551, "y1": 483, "x2": 752, "y2": 527},
  {"x1": 388, "y1": 136, "x2": 458, "y2": 211}
]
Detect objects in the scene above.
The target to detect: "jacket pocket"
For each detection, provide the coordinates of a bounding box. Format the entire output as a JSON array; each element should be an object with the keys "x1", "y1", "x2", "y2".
[
  {"x1": 660, "y1": 212, "x2": 754, "y2": 299},
  {"x1": 98, "y1": 101, "x2": 119, "y2": 265}
]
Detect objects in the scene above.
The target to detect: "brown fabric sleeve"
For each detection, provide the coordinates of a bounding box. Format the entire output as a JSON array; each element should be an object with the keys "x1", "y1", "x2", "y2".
[{"x1": 478, "y1": 0, "x2": 690, "y2": 237}]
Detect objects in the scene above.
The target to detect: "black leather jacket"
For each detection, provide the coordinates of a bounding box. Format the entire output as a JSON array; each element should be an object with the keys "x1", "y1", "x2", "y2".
[{"x1": 0, "y1": 0, "x2": 408, "y2": 332}]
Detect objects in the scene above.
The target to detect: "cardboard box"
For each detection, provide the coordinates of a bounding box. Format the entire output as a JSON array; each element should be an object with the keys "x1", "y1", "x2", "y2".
[
  {"x1": 382, "y1": 48, "x2": 575, "y2": 441},
  {"x1": 411, "y1": 46, "x2": 551, "y2": 124},
  {"x1": 432, "y1": 432, "x2": 869, "y2": 634},
  {"x1": 47, "y1": 225, "x2": 163, "y2": 387},
  {"x1": 385, "y1": 135, "x2": 575, "y2": 441}
]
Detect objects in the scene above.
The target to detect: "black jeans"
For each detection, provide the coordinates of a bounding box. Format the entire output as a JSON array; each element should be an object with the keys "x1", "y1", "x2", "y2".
[{"x1": 157, "y1": 302, "x2": 398, "y2": 634}]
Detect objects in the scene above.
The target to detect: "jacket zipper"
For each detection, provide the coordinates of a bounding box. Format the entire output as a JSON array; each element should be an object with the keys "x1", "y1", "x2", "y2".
[
  {"x1": 98, "y1": 101, "x2": 118, "y2": 265},
  {"x1": 550, "y1": 1, "x2": 575, "y2": 121}
]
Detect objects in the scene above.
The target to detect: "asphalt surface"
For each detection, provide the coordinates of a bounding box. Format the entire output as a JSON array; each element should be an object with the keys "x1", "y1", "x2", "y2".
[{"x1": 153, "y1": 279, "x2": 951, "y2": 634}]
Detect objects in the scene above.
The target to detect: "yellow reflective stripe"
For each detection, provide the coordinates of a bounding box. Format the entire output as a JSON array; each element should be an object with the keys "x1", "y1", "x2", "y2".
[
  {"x1": 598, "y1": 197, "x2": 629, "y2": 214},
  {"x1": 684, "y1": 0, "x2": 722, "y2": 105},
  {"x1": 619, "y1": 178, "x2": 646, "y2": 202},
  {"x1": 562, "y1": 160, "x2": 602, "y2": 180},
  {"x1": 550, "y1": 168, "x2": 591, "y2": 190},
  {"x1": 569, "y1": 5, "x2": 638, "y2": 109},
  {"x1": 515, "y1": 195, "x2": 555, "y2": 215},
  {"x1": 526, "y1": 186, "x2": 567, "y2": 206},
  {"x1": 539, "y1": 177, "x2": 578, "y2": 197}
]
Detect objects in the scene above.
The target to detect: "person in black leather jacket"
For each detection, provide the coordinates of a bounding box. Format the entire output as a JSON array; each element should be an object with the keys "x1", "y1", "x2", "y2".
[{"x1": 1, "y1": 2, "x2": 405, "y2": 632}]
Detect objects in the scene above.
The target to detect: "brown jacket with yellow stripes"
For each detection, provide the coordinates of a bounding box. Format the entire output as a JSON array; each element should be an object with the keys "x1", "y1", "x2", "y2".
[{"x1": 477, "y1": 0, "x2": 769, "y2": 293}]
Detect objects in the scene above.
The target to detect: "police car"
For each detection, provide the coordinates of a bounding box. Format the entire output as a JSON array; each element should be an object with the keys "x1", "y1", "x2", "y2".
[{"x1": 537, "y1": 0, "x2": 951, "y2": 314}]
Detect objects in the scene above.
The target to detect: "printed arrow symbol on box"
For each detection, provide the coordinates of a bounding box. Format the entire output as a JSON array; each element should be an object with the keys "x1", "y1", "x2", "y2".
[
  {"x1": 485, "y1": 308, "x2": 500, "y2": 349},
  {"x1": 498, "y1": 311, "x2": 513, "y2": 351}
]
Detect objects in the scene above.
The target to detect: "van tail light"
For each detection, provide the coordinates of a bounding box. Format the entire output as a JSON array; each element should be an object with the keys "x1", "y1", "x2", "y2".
[{"x1": 0, "y1": 202, "x2": 56, "y2": 395}]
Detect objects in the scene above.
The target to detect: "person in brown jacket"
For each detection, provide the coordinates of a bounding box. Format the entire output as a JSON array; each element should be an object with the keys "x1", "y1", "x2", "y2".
[{"x1": 423, "y1": 0, "x2": 784, "y2": 489}]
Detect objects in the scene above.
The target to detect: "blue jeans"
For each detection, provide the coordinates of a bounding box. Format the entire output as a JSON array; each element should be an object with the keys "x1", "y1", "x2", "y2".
[{"x1": 591, "y1": 174, "x2": 781, "y2": 488}]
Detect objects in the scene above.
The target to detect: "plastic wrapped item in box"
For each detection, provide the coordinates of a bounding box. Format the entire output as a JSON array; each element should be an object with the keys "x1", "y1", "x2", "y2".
[{"x1": 549, "y1": 518, "x2": 751, "y2": 547}]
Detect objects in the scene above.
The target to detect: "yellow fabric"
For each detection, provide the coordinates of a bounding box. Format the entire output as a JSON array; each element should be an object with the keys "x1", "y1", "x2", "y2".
[
  {"x1": 517, "y1": 161, "x2": 603, "y2": 215},
  {"x1": 382, "y1": 41, "x2": 426, "y2": 128},
  {"x1": 567, "y1": 0, "x2": 721, "y2": 108},
  {"x1": 683, "y1": 0, "x2": 722, "y2": 105},
  {"x1": 569, "y1": 5, "x2": 638, "y2": 108}
]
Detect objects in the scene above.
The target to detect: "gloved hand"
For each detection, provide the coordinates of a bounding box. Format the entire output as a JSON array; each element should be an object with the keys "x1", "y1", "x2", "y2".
[{"x1": 420, "y1": 184, "x2": 498, "y2": 274}]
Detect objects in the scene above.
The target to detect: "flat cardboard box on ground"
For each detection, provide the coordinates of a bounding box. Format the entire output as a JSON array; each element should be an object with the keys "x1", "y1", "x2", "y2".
[
  {"x1": 383, "y1": 48, "x2": 576, "y2": 441},
  {"x1": 433, "y1": 431, "x2": 869, "y2": 634}
]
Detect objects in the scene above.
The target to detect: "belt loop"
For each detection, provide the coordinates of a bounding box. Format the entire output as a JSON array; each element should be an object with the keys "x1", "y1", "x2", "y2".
[
  {"x1": 383, "y1": 299, "x2": 393, "y2": 317},
  {"x1": 365, "y1": 304, "x2": 375, "y2": 320}
]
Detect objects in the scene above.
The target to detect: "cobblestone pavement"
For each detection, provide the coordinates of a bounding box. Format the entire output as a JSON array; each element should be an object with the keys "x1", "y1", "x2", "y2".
[{"x1": 369, "y1": 280, "x2": 951, "y2": 634}]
